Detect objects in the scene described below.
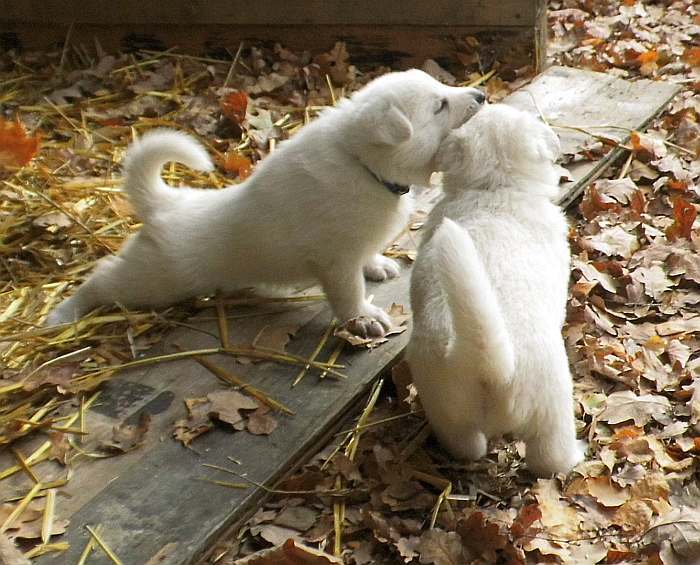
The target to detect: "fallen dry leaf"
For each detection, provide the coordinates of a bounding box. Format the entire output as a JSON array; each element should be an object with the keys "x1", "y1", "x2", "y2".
[
  {"x1": 417, "y1": 528, "x2": 467, "y2": 565},
  {"x1": 567, "y1": 476, "x2": 630, "y2": 507},
  {"x1": 98, "y1": 412, "x2": 151, "y2": 454},
  {"x1": 207, "y1": 390, "x2": 258, "y2": 426},
  {"x1": 253, "y1": 323, "x2": 301, "y2": 352},
  {"x1": 246, "y1": 406, "x2": 279, "y2": 436},
  {"x1": 222, "y1": 151, "x2": 253, "y2": 180},
  {"x1": 0, "y1": 534, "x2": 30, "y2": 565},
  {"x1": 643, "y1": 506, "x2": 700, "y2": 559},
  {"x1": 0, "y1": 118, "x2": 40, "y2": 167},
  {"x1": 532, "y1": 479, "x2": 581, "y2": 540},
  {"x1": 220, "y1": 91, "x2": 248, "y2": 123},
  {"x1": 273, "y1": 505, "x2": 318, "y2": 532},
  {"x1": 47, "y1": 431, "x2": 71, "y2": 465},
  {"x1": 666, "y1": 198, "x2": 697, "y2": 241},
  {"x1": 599, "y1": 391, "x2": 672, "y2": 427},
  {"x1": 234, "y1": 538, "x2": 342, "y2": 564}
]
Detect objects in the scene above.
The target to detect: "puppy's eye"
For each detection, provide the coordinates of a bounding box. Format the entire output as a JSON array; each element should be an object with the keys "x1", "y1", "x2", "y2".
[{"x1": 435, "y1": 98, "x2": 449, "y2": 115}]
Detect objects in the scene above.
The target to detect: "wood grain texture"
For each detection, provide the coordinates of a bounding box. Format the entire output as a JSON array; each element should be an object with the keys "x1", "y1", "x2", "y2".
[
  {"x1": 3, "y1": 0, "x2": 542, "y2": 27},
  {"x1": 24, "y1": 66, "x2": 680, "y2": 564}
]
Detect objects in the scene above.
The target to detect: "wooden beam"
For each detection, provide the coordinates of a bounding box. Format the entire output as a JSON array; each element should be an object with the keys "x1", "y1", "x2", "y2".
[
  {"x1": 1, "y1": 23, "x2": 541, "y2": 72},
  {"x1": 3, "y1": 0, "x2": 540, "y2": 27}
]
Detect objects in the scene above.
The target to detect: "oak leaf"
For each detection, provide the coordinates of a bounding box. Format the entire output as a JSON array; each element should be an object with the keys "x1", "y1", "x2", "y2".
[
  {"x1": 643, "y1": 507, "x2": 700, "y2": 559},
  {"x1": 417, "y1": 529, "x2": 467, "y2": 565},
  {"x1": 599, "y1": 391, "x2": 672, "y2": 426}
]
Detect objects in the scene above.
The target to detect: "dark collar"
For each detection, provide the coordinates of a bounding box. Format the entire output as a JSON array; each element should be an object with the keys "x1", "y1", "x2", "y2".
[{"x1": 364, "y1": 165, "x2": 411, "y2": 196}]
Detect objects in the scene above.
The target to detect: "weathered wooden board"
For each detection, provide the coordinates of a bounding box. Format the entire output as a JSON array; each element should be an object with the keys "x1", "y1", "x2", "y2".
[
  {"x1": 25, "y1": 277, "x2": 412, "y2": 564},
  {"x1": 18, "y1": 66, "x2": 680, "y2": 564},
  {"x1": 506, "y1": 66, "x2": 680, "y2": 208},
  {"x1": 0, "y1": 24, "x2": 542, "y2": 72},
  {"x1": 1, "y1": 0, "x2": 547, "y2": 71},
  {"x1": 4, "y1": 0, "x2": 541, "y2": 26}
]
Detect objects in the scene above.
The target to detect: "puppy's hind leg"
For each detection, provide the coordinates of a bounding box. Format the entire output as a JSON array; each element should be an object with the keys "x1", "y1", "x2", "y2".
[
  {"x1": 524, "y1": 369, "x2": 585, "y2": 476},
  {"x1": 410, "y1": 351, "x2": 487, "y2": 461},
  {"x1": 46, "y1": 234, "x2": 184, "y2": 325},
  {"x1": 433, "y1": 421, "x2": 487, "y2": 461},
  {"x1": 525, "y1": 424, "x2": 585, "y2": 477}
]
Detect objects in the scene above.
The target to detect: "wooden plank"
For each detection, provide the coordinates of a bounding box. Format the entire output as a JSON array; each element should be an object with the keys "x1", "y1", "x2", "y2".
[
  {"x1": 3, "y1": 0, "x2": 541, "y2": 27},
  {"x1": 28, "y1": 280, "x2": 411, "y2": 564},
  {"x1": 1, "y1": 23, "x2": 540, "y2": 72},
  {"x1": 506, "y1": 66, "x2": 680, "y2": 208},
  {"x1": 21, "y1": 66, "x2": 679, "y2": 564}
]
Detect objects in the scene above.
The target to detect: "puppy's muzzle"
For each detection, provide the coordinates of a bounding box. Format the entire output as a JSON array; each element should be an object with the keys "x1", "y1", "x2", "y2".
[{"x1": 450, "y1": 88, "x2": 487, "y2": 127}]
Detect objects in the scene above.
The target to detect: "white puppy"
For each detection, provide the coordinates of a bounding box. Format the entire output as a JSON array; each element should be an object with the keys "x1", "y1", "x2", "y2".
[
  {"x1": 406, "y1": 104, "x2": 584, "y2": 476},
  {"x1": 46, "y1": 70, "x2": 485, "y2": 333}
]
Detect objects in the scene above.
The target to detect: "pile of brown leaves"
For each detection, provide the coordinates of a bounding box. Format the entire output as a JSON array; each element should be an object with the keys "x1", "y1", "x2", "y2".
[{"x1": 211, "y1": 1, "x2": 700, "y2": 564}]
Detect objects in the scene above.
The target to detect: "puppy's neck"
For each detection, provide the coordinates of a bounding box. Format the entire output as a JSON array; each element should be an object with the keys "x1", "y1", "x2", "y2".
[
  {"x1": 362, "y1": 162, "x2": 410, "y2": 196},
  {"x1": 443, "y1": 164, "x2": 560, "y2": 201}
]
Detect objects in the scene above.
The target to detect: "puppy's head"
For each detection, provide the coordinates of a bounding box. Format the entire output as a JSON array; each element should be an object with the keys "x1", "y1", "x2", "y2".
[
  {"x1": 343, "y1": 69, "x2": 485, "y2": 186},
  {"x1": 436, "y1": 104, "x2": 561, "y2": 196}
]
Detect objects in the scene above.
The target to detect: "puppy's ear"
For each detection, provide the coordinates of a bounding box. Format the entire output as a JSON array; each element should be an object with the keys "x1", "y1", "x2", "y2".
[{"x1": 360, "y1": 103, "x2": 413, "y2": 145}]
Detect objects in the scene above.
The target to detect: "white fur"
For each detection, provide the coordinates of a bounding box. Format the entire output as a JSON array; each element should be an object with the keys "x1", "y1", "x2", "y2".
[
  {"x1": 46, "y1": 70, "x2": 485, "y2": 333},
  {"x1": 406, "y1": 104, "x2": 585, "y2": 476}
]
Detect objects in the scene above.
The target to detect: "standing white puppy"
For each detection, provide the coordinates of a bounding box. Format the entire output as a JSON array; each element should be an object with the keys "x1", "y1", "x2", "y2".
[
  {"x1": 46, "y1": 70, "x2": 485, "y2": 333},
  {"x1": 407, "y1": 104, "x2": 584, "y2": 476}
]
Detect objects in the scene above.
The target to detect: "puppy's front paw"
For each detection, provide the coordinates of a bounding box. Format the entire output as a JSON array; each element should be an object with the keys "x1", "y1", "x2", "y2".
[
  {"x1": 344, "y1": 303, "x2": 392, "y2": 338},
  {"x1": 363, "y1": 255, "x2": 400, "y2": 282}
]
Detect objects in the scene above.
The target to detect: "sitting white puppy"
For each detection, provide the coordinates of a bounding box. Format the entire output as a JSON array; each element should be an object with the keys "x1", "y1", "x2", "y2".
[
  {"x1": 406, "y1": 104, "x2": 584, "y2": 476},
  {"x1": 46, "y1": 70, "x2": 485, "y2": 334}
]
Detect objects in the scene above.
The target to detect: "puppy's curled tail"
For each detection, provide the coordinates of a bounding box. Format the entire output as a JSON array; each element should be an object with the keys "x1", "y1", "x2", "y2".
[
  {"x1": 122, "y1": 129, "x2": 214, "y2": 221},
  {"x1": 433, "y1": 218, "x2": 515, "y2": 387}
]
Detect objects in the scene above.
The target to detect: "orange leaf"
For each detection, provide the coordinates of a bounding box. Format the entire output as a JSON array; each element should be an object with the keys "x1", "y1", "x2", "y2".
[
  {"x1": 607, "y1": 549, "x2": 636, "y2": 563},
  {"x1": 683, "y1": 47, "x2": 700, "y2": 67},
  {"x1": 510, "y1": 503, "x2": 542, "y2": 537},
  {"x1": 630, "y1": 189, "x2": 648, "y2": 217},
  {"x1": 622, "y1": 0, "x2": 636, "y2": 5},
  {"x1": 580, "y1": 185, "x2": 621, "y2": 220},
  {"x1": 613, "y1": 426, "x2": 644, "y2": 440},
  {"x1": 222, "y1": 151, "x2": 253, "y2": 179},
  {"x1": 667, "y1": 178, "x2": 689, "y2": 192},
  {"x1": 220, "y1": 91, "x2": 248, "y2": 123},
  {"x1": 637, "y1": 50, "x2": 658, "y2": 65},
  {"x1": 630, "y1": 131, "x2": 643, "y2": 152},
  {"x1": 0, "y1": 118, "x2": 41, "y2": 167},
  {"x1": 665, "y1": 198, "x2": 697, "y2": 242}
]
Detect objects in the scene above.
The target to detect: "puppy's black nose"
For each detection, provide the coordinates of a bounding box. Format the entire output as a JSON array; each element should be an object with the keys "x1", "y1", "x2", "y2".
[{"x1": 474, "y1": 90, "x2": 486, "y2": 104}]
